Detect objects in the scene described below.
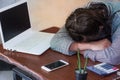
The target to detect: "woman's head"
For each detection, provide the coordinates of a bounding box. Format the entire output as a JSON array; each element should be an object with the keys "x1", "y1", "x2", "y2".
[{"x1": 65, "y1": 2, "x2": 111, "y2": 42}]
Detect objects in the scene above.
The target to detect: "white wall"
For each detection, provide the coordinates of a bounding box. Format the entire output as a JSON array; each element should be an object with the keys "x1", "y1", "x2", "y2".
[
  {"x1": 27, "y1": 0, "x2": 120, "y2": 30},
  {"x1": 27, "y1": 0, "x2": 90, "y2": 30}
]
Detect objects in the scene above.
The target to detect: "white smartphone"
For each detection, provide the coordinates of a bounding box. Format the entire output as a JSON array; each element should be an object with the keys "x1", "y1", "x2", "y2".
[{"x1": 41, "y1": 60, "x2": 69, "y2": 72}]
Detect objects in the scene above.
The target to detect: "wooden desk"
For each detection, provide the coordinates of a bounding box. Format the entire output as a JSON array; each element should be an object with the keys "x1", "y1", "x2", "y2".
[{"x1": 0, "y1": 27, "x2": 119, "y2": 80}]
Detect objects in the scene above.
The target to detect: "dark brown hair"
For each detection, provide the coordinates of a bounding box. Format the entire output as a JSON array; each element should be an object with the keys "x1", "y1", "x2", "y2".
[{"x1": 65, "y1": 2, "x2": 111, "y2": 42}]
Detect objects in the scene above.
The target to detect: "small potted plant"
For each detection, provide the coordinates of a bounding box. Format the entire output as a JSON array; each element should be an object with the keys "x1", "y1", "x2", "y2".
[{"x1": 75, "y1": 49, "x2": 88, "y2": 80}]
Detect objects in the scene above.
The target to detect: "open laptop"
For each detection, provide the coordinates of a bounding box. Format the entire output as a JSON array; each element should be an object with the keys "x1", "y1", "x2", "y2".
[{"x1": 0, "y1": 0, "x2": 54, "y2": 55}]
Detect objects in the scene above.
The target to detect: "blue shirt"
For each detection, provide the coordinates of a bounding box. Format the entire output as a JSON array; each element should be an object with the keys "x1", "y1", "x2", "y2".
[{"x1": 50, "y1": 1, "x2": 120, "y2": 65}]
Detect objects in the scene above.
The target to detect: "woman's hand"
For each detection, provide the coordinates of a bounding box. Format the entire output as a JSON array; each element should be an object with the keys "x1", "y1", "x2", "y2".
[
  {"x1": 69, "y1": 42, "x2": 91, "y2": 51},
  {"x1": 89, "y1": 39, "x2": 111, "y2": 50},
  {"x1": 69, "y1": 39, "x2": 111, "y2": 52}
]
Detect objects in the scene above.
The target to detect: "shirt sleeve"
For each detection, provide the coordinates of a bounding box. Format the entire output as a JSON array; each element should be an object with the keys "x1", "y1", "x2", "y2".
[
  {"x1": 50, "y1": 26, "x2": 76, "y2": 55},
  {"x1": 84, "y1": 36, "x2": 120, "y2": 65},
  {"x1": 84, "y1": 12, "x2": 120, "y2": 65}
]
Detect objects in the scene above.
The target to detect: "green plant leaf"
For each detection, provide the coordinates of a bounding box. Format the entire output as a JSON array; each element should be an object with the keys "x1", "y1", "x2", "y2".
[
  {"x1": 83, "y1": 57, "x2": 88, "y2": 73},
  {"x1": 77, "y1": 49, "x2": 81, "y2": 73}
]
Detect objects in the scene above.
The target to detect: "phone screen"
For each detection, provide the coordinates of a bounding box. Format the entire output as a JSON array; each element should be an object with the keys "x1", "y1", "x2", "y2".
[{"x1": 45, "y1": 60, "x2": 66, "y2": 69}]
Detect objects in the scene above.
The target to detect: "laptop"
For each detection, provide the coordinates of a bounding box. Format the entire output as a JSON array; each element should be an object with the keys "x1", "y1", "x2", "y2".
[{"x1": 0, "y1": 0, "x2": 54, "y2": 55}]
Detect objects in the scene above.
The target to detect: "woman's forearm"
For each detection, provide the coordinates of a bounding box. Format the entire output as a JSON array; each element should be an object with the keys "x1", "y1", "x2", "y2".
[
  {"x1": 69, "y1": 42, "x2": 91, "y2": 51},
  {"x1": 69, "y1": 39, "x2": 111, "y2": 52}
]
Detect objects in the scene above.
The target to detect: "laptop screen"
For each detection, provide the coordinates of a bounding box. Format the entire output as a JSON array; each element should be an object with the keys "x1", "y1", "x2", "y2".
[{"x1": 0, "y1": 2, "x2": 31, "y2": 42}]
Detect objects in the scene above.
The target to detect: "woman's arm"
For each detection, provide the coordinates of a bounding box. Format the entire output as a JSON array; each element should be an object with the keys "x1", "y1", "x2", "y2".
[
  {"x1": 87, "y1": 39, "x2": 111, "y2": 50},
  {"x1": 83, "y1": 27, "x2": 120, "y2": 65},
  {"x1": 50, "y1": 26, "x2": 75, "y2": 55},
  {"x1": 69, "y1": 38, "x2": 111, "y2": 51}
]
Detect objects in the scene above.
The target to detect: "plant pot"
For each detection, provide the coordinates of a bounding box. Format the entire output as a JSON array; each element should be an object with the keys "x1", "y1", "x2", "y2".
[{"x1": 75, "y1": 69, "x2": 88, "y2": 80}]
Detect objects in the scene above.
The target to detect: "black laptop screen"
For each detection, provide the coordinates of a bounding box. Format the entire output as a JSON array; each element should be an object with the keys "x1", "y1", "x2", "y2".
[{"x1": 0, "y1": 2, "x2": 31, "y2": 42}]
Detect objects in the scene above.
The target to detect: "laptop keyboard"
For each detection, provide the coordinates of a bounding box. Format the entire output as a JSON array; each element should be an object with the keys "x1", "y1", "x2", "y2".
[{"x1": 14, "y1": 33, "x2": 52, "y2": 50}]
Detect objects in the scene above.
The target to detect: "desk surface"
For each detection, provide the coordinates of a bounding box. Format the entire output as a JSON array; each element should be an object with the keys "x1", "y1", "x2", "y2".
[{"x1": 0, "y1": 27, "x2": 120, "y2": 80}]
